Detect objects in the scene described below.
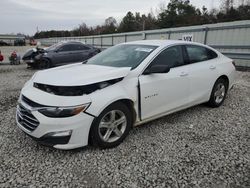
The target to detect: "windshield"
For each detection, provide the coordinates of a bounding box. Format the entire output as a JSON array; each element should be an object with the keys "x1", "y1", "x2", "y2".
[{"x1": 86, "y1": 44, "x2": 157, "y2": 69}]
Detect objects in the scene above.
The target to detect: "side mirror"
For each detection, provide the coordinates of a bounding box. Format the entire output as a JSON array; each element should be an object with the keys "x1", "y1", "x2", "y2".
[{"x1": 143, "y1": 64, "x2": 170, "y2": 75}]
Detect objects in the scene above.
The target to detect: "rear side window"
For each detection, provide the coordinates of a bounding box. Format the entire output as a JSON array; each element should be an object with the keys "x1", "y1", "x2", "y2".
[
  {"x1": 79, "y1": 45, "x2": 90, "y2": 50},
  {"x1": 73, "y1": 44, "x2": 90, "y2": 51},
  {"x1": 150, "y1": 45, "x2": 185, "y2": 68},
  {"x1": 70, "y1": 44, "x2": 88, "y2": 51},
  {"x1": 207, "y1": 48, "x2": 218, "y2": 59},
  {"x1": 186, "y1": 45, "x2": 218, "y2": 63},
  {"x1": 59, "y1": 44, "x2": 74, "y2": 52},
  {"x1": 59, "y1": 44, "x2": 90, "y2": 51}
]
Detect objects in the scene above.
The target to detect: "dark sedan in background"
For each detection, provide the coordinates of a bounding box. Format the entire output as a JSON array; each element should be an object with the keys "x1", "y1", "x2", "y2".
[{"x1": 22, "y1": 41, "x2": 101, "y2": 69}]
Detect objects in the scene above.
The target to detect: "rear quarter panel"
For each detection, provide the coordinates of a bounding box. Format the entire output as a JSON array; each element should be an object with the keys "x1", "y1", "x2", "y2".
[{"x1": 216, "y1": 55, "x2": 236, "y2": 89}]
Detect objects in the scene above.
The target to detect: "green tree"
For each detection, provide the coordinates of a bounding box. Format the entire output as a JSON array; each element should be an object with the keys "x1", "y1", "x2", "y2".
[
  {"x1": 157, "y1": 0, "x2": 202, "y2": 28},
  {"x1": 102, "y1": 17, "x2": 118, "y2": 34},
  {"x1": 118, "y1": 12, "x2": 137, "y2": 32},
  {"x1": 33, "y1": 0, "x2": 250, "y2": 38}
]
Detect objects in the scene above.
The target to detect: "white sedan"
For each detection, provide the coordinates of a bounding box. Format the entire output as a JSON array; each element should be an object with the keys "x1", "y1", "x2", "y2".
[{"x1": 16, "y1": 40, "x2": 236, "y2": 150}]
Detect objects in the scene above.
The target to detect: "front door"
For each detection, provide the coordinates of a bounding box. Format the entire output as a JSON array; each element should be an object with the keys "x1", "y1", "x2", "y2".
[
  {"x1": 139, "y1": 45, "x2": 190, "y2": 120},
  {"x1": 54, "y1": 44, "x2": 74, "y2": 65},
  {"x1": 67, "y1": 44, "x2": 89, "y2": 62}
]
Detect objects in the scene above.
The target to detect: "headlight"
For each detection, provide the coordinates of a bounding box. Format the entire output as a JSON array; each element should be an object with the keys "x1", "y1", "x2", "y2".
[
  {"x1": 38, "y1": 104, "x2": 90, "y2": 118},
  {"x1": 34, "y1": 54, "x2": 43, "y2": 60}
]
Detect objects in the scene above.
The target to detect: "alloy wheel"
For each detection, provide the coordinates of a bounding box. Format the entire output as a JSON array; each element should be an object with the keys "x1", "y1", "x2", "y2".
[
  {"x1": 214, "y1": 83, "x2": 226, "y2": 104},
  {"x1": 98, "y1": 110, "x2": 127, "y2": 143}
]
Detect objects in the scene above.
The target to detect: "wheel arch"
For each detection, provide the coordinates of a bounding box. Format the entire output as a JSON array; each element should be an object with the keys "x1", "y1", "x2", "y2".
[
  {"x1": 40, "y1": 57, "x2": 52, "y2": 68},
  {"x1": 88, "y1": 98, "x2": 137, "y2": 146},
  {"x1": 113, "y1": 99, "x2": 137, "y2": 124},
  {"x1": 94, "y1": 98, "x2": 137, "y2": 124},
  {"x1": 207, "y1": 75, "x2": 230, "y2": 103},
  {"x1": 41, "y1": 57, "x2": 51, "y2": 63},
  {"x1": 207, "y1": 74, "x2": 230, "y2": 107},
  {"x1": 217, "y1": 75, "x2": 229, "y2": 89}
]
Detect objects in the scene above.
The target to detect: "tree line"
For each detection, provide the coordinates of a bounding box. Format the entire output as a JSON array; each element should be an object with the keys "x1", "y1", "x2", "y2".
[{"x1": 34, "y1": 0, "x2": 250, "y2": 39}]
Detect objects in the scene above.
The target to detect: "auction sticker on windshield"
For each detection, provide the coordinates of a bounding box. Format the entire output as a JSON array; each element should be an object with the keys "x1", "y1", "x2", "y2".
[{"x1": 135, "y1": 48, "x2": 154, "y2": 53}]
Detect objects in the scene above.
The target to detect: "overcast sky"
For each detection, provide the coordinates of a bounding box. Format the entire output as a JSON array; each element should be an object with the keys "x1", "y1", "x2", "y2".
[{"x1": 0, "y1": 0, "x2": 220, "y2": 35}]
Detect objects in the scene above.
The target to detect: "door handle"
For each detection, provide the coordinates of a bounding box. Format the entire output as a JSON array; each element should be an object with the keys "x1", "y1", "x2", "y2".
[
  {"x1": 180, "y1": 72, "x2": 188, "y2": 77},
  {"x1": 210, "y1": 65, "x2": 216, "y2": 70}
]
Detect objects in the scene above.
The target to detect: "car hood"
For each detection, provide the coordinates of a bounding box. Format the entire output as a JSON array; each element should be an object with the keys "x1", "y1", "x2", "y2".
[
  {"x1": 22, "y1": 49, "x2": 34, "y2": 60},
  {"x1": 33, "y1": 63, "x2": 131, "y2": 86}
]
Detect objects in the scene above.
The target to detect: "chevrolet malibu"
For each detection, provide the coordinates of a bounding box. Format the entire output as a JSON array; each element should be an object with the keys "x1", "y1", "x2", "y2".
[{"x1": 16, "y1": 40, "x2": 236, "y2": 150}]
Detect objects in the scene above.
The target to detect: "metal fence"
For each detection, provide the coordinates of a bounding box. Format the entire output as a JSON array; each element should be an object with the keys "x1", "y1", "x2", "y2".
[
  {"x1": 38, "y1": 20, "x2": 250, "y2": 67},
  {"x1": 0, "y1": 35, "x2": 25, "y2": 45}
]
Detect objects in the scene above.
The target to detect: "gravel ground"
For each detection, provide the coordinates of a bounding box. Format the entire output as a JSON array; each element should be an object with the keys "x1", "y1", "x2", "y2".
[{"x1": 0, "y1": 50, "x2": 249, "y2": 187}]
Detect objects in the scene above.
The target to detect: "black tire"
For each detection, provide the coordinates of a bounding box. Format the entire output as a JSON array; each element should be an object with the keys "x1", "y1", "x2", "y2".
[
  {"x1": 89, "y1": 102, "x2": 132, "y2": 149},
  {"x1": 39, "y1": 59, "x2": 51, "y2": 69},
  {"x1": 207, "y1": 78, "x2": 228, "y2": 108}
]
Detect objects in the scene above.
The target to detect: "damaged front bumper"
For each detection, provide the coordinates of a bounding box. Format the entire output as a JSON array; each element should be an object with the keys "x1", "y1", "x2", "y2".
[
  {"x1": 24, "y1": 59, "x2": 35, "y2": 64},
  {"x1": 16, "y1": 102, "x2": 95, "y2": 150},
  {"x1": 16, "y1": 81, "x2": 94, "y2": 150}
]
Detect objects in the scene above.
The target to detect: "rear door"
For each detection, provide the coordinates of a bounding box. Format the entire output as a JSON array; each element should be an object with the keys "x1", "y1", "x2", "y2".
[
  {"x1": 54, "y1": 44, "x2": 75, "y2": 65},
  {"x1": 77, "y1": 44, "x2": 93, "y2": 61},
  {"x1": 184, "y1": 45, "x2": 220, "y2": 104},
  {"x1": 139, "y1": 45, "x2": 190, "y2": 120},
  {"x1": 67, "y1": 44, "x2": 93, "y2": 62}
]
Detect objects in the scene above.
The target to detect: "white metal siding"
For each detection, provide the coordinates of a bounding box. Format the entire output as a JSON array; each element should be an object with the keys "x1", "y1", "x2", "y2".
[{"x1": 37, "y1": 20, "x2": 250, "y2": 67}]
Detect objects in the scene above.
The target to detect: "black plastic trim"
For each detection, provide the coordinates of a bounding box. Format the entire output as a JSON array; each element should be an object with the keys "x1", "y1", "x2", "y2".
[
  {"x1": 137, "y1": 80, "x2": 142, "y2": 121},
  {"x1": 84, "y1": 111, "x2": 96, "y2": 118},
  {"x1": 29, "y1": 133, "x2": 71, "y2": 147}
]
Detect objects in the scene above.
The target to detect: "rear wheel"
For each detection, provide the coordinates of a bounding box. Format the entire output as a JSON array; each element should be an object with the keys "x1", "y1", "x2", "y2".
[
  {"x1": 90, "y1": 102, "x2": 132, "y2": 149},
  {"x1": 207, "y1": 78, "x2": 228, "y2": 107}
]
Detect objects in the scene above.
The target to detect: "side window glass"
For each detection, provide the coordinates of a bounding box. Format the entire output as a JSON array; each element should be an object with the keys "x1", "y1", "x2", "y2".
[
  {"x1": 150, "y1": 46, "x2": 184, "y2": 68},
  {"x1": 186, "y1": 45, "x2": 218, "y2": 63},
  {"x1": 207, "y1": 49, "x2": 218, "y2": 59},
  {"x1": 71, "y1": 44, "x2": 82, "y2": 51},
  {"x1": 79, "y1": 45, "x2": 90, "y2": 50},
  {"x1": 58, "y1": 44, "x2": 73, "y2": 52},
  {"x1": 69, "y1": 44, "x2": 90, "y2": 51}
]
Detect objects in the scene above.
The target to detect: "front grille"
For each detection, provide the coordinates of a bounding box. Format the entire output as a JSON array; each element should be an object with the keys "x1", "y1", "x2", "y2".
[{"x1": 17, "y1": 104, "x2": 40, "y2": 132}]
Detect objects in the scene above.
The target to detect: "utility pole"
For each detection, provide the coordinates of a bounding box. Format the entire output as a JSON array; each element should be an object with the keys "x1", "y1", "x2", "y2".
[{"x1": 142, "y1": 20, "x2": 145, "y2": 31}]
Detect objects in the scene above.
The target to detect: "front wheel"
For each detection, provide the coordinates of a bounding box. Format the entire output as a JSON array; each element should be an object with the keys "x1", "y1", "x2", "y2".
[
  {"x1": 89, "y1": 102, "x2": 132, "y2": 149},
  {"x1": 207, "y1": 78, "x2": 228, "y2": 108},
  {"x1": 39, "y1": 59, "x2": 51, "y2": 69}
]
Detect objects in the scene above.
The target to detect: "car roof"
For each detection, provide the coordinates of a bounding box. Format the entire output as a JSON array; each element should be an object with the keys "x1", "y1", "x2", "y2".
[
  {"x1": 60, "y1": 41, "x2": 86, "y2": 45},
  {"x1": 125, "y1": 40, "x2": 205, "y2": 47}
]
